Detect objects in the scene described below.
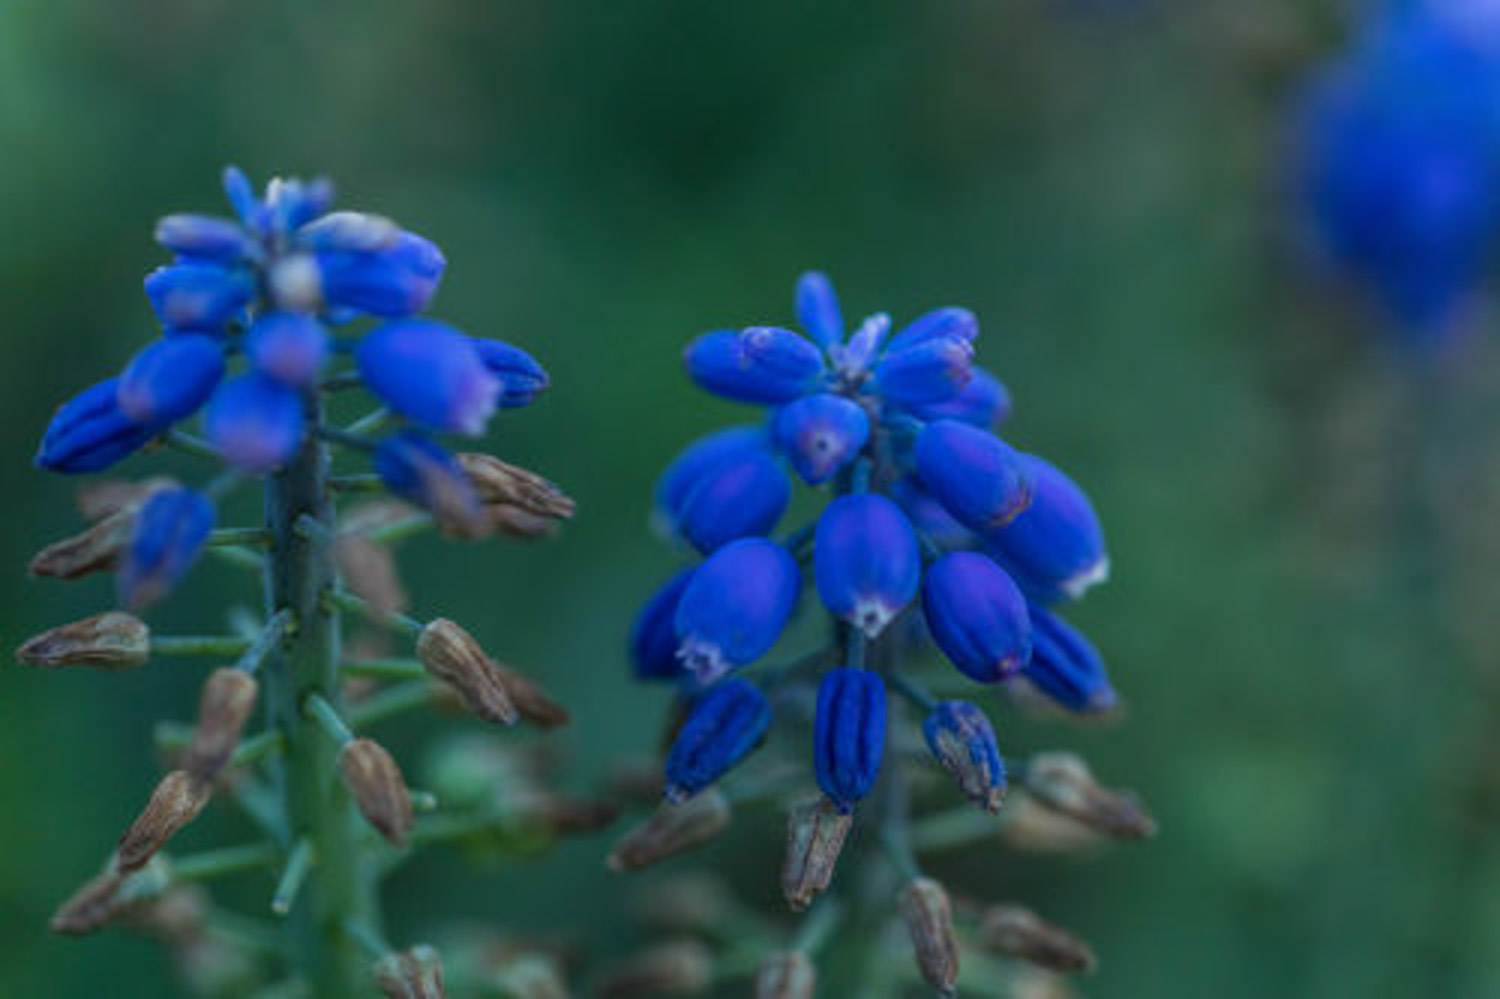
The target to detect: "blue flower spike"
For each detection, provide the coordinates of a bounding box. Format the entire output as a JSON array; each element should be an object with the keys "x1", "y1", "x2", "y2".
[
  {"x1": 675, "y1": 538, "x2": 800, "y2": 684},
  {"x1": 773, "y1": 393, "x2": 871, "y2": 486},
  {"x1": 357, "y1": 319, "x2": 500, "y2": 436},
  {"x1": 1023, "y1": 602, "x2": 1118, "y2": 715},
  {"x1": 664, "y1": 679, "x2": 773, "y2": 802},
  {"x1": 117, "y1": 335, "x2": 226, "y2": 425},
  {"x1": 814, "y1": 667, "x2": 887, "y2": 813},
  {"x1": 815, "y1": 494, "x2": 921, "y2": 639},
  {"x1": 915, "y1": 419, "x2": 1033, "y2": 531},
  {"x1": 986, "y1": 454, "x2": 1108, "y2": 604},
  {"x1": 922, "y1": 551, "x2": 1031, "y2": 683},
  {"x1": 923, "y1": 701, "x2": 1007, "y2": 813},
  {"x1": 118, "y1": 487, "x2": 216, "y2": 611}
]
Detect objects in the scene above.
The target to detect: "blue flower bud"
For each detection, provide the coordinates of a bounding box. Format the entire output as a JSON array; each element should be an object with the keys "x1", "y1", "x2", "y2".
[
  {"x1": 117, "y1": 335, "x2": 225, "y2": 426},
  {"x1": 814, "y1": 668, "x2": 886, "y2": 812},
  {"x1": 222, "y1": 165, "x2": 259, "y2": 224},
  {"x1": 268, "y1": 177, "x2": 335, "y2": 231},
  {"x1": 795, "y1": 271, "x2": 844, "y2": 348},
  {"x1": 905, "y1": 367, "x2": 1013, "y2": 429},
  {"x1": 684, "y1": 327, "x2": 825, "y2": 405},
  {"x1": 357, "y1": 319, "x2": 500, "y2": 436},
  {"x1": 296, "y1": 211, "x2": 400, "y2": 254},
  {"x1": 655, "y1": 426, "x2": 769, "y2": 518},
  {"x1": 35, "y1": 378, "x2": 157, "y2": 474},
  {"x1": 891, "y1": 477, "x2": 975, "y2": 550},
  {"x1": 631, "y1": 568, "x2": 698, "y2": 681},
  {"x1": 664, "y1": 679, "x2": 772, "y2": 801},
  {"x1": 886, "y1": 307, "x2": 979, "y2": 353},
  {"x1": 814, "y1": 494, "x2": 920, "y2": 639},
  {"x1": 872, "y1": 335, "x2": 975, "y2": 407},
  {"x1": 244, "y1": 313, "x2": 331, "y2": 389},
  {"x1": 374, "y1": 432, "x2": 485, "y2": 536},
  {"x1": 675, "y1": 538, "x2": 800, "y2": 683},
  {"x1": 118, "y1": 487, "x2": 215, "y2": 611},
  {"x1": 922, "y1": 551, "x2": 1030, "y2": 683},
  {"x1": 316, "y1": 230, "x2": 446, "y2": 317},
  {"x1": 470, "y1": 338, "x2": 550, "y2": 408},
  {"x1": 204, "y1": 374, "x2": 305, "y2": 474},
  {"x1": 915, "y1": 420, "x2": 1032, "y2": 531},
  {"x1": 667, "y1": 447, "x2": 790, "y2": 555},
  {"x1": 144, "y1": 262, "x2": 254, "y2": 329},
  {"x1": 772, "y1": 393, "x2": 871, "y2": 485},
  {"x1": 153, "y1": 214, "x2": 253, "y2": 263},
  {"x1": 922, "y1": 701, "x2": 1006, "y2": 812},
  {"x1": 1023, "y1": 602, "x2": 1117, "y2": 714},
  {"x1": 986, "y1": 454, "x2": 1107, "y2": 603}
]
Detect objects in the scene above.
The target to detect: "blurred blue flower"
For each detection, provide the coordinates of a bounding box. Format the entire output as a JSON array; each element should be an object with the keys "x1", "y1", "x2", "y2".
[
  {"x1": 245, "y1": 313, "x2": 330, "y2": 388},
  {"x1": 375, "y1": 432, "x2": 486, "y2": 536},
  {"x1": 357, "y1": 320, "x2": 500, "y2": 436},
  {"x1": 664, "y1": 679, "x2": 772, "y2": 802},
  {"x1": 471, "y1": 338, "x2": 551, "y2": 408},
  {"x1": 144, "y1": 262, "x2": 254, "y2": 330},
  {"x1": 204, "y1": 374, "x2": 305, "y2": 474},
  {"x1": 117, "y1": 335, "x2": 225, "y2": 426},
  {"x1": 631, "y1": 568, "x2": 698, "y2": 682},
  {"x1": 119, "y1": 487, "x2": 215, "y2": 611},
  {"x1": 35, "y1": 378, "x2": 159, "y2": 474}
]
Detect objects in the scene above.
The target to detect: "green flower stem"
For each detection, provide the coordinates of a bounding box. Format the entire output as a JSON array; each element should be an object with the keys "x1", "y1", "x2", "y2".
[
  {"x1": 342, "y1": 513, "x2": 433, "y2": 546},
  {"x1": 908, "y1": 806, "x2": 1009, "y2": 854},
  {"x1": 303, "y1": 692, "x2": 355, "y2": 746},
  {"x1": 887, "y1": 670, "x2": 939, "y2": 712},
  {"x1": 344, "y1": 407, "x2": 394, "y2": 436},
  {"x1": 207, "y1": 527, "x2": 274, "y2": 549},
  {"x1": 793, "y1": 897, "x2": 844, "y2": 956},
  {"x1": 347, "y1": 680, "x2": 436, "y2": 729},
  {"x1": 315, "y1": 425, "x2": 379, "y2": 452},
  {"x1": 263, "y1": 411, "x2": 382, "y2": 996},
  {"x1": 172, "y1": 842, "x2": 280, "y2": 882},
  {"x1": 152, "y1": 723, "x2": 286, "y2": 769},
  {"x1": 235, "y1": 609, "x2": 294, "y2": 675},
  {"x1": 209, "y1": 545, "x2": 267, "y2": 572},
  {"x1": 272, "y1": 838, "x2": 317, "y2": 917},
  {"x1": 328, "y1": 474, "x2": 385, "y2": 495},
  {"x1": 293, "y1": 513, "x2": 336, "y2": 548},
  {"x1": 341, "y1": 657, "x2": 427, "y2": 681},
  {"x1": 164, "y1": 429, "x2": 220, "y2": 461},
  {"x1": 151, "y1": 635, "x2": 253, "y2": 658},
  {"x1": 325, "y1": 588, "x2": 425, "y2": 638},
  {"x1": 207, "y1": 908, "x2": 288, "y2": 957}
]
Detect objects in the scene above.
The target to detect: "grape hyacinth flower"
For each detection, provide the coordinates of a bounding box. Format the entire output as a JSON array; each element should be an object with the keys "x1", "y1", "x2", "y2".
[
  {"x1": 19, "y1": 167, "x2": 588, "y2": 995},
  {"x1": 617, "y1": 271, "x2": 1148, "y2": 995}
]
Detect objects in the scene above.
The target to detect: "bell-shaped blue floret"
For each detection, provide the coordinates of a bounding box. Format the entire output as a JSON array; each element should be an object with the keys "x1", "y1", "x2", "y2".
[
  {"x1": 295, "y1": 211, "x2": 402, "y2": 254},
  {"x1": 118, "y1": 488, "x2": 215, "y2": 611},
  {"x1": 667, "y1": 448, "x2": 790, "y2": 555},
  {"x1": 664, "y1": 679, "x2": 772, "y2": 801},
  {"x1": 675, "y1": 538, "x2": 800, "y2": 683},
  {"x1": 144, "y1": 262, "x2": 254, "y2": 329},
  {"x1": 683, "y1": 327, "x2": 825, "y2": 405},
  {"x1": 772, "y1": 393, "x2": 870, "y2": 486},
  {"x1": 35, "y1": 378, "x2": 158, "y2": 474},
  {"x1": 654, "y1": 426, "x2": 776, "y2": 532},
  {"x1": 814, "y1": 494, "x2": 920, "y2": 639},
  {"x1": 154, "y1": 214, "x2": 254, "y2": 263},
  {"x1": 470, "y1": 338, "x2": 550, "y2": 408},
  {"x1": 204, "y1": 374, "x2": 305, "y2": 474},
  {"x1": 245, "y1": 313, "x2": 330, "y2": 389},
  {"x1": 922, "y1": 701, "x2": 1006, "y2": 813},
  {"x1": 922, "y1": 551, "x2": 1031, "y2": 683},
  {"x1": 814, "y1": 667, "x2": 886, "y2": 813},
  {"x1": 357, "y1": 319, "x2": 500, "y2": 436},
  {"x1": 1022, "y1": 602, "x2": 1117, "y2": 714},
  {"x1": 915, "y1": 419, "x2": 1032, "y2": 531},
  {"x1": 872, "y1": 335, "x2": 974, "y2": 407},
  {"x1": 630, "y1": 568, "x2": 698, "y2": 682},
  {"x1": 316, "y1": 230, "x2": 446, "y2": 317},
  {"x1": 886, "y1": 307, "x2": 979, "y2": 353},
  {"x1": 117, "y1": 335, "x2": 225, "y2": 426},
  {"x1": 986, "y1": 454, "x2": 1107, "y2": 604},
  {"x1": 374, "y1": 432, "x2": 485, "y2": 536},
  {"x1": 906, "y1": 367, "x2": 1012, "y2": 429},
  {"x1": 795, "y1": 271, "x2": 845, "y2": 348}
]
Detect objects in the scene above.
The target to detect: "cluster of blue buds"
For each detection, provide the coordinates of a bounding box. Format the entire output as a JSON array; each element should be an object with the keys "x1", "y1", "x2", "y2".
[
  {"x1": 631, "y1": 272, "x2": 1116, "y2": 820},
  {"x1": 34, "y1": 167, "x2": 549, "y2": 609},
  {"x1": 1290, "y1": 0, "x2": 1500, "y2": 347}
]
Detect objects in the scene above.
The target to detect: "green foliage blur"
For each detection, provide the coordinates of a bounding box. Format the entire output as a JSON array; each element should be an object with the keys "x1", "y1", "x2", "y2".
[{"x1": 2, "y1": 1, "x2": 1498, "y2": 995}]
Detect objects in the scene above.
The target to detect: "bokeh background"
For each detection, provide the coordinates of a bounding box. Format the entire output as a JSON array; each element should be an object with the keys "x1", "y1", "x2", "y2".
[{"x1": 3, "y1": 1, "x2": 1499, "y2": 996}]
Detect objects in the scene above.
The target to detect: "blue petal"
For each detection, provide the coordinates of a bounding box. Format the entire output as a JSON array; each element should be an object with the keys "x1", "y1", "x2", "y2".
[
  {"x1": 118, "y1": 488, "x2": 215, "y2": 611},
  {"x1": 664, "y1": 679, "x2": 772, "y2": 801},
  {"x1": 905, "y1": 367, "x2": 1012, "y2": 429},
  {"x1": 245, "y1": 313, "x2": 331, "y2": 389},
  {"x1": 814, "y1": 667, "x2": 886, "y2": 812},
  {"x1": 144, "y1": 263, "x2": 254, "y2": 329},
  {"x1": 630, "y1": 568, "x2": 698, "y2": 682},
  {"x1": 915, "y1": 420, "x2": 1033, "y2": 531},
  {"x1": 204, "y1": 374, "x2": 305, "y2": 474},
  {"x1": 357, "y1": 319, "x2": 499, "y2": 435},
  {"x1": 1021, "y1": 602, "x2": 1117, "y2": 714},
  {"x1": 922, "y1": 551, "x2": 1031, "y2": 683},
  {"x1": 922, "y1": 701, "x2": 1006, "y2": 812},
  {"x1": 675, "y1": 538, "x2": 800, "y2": 683},
  {"x1": 683, "y1": 327, "x2": 825, "y2": 405},
  {"x1": 470, "y1": 338, "x2": 550, "y2": 408},
  {"x1": 154, "y1": 214, "x2": 254, "y2": 263},
  {"x1": 654, "y1": 426, "x2": 771, "y2": 520},
  {"x1": 222, "y1": 165, "x2": 260, "y2": 225},
  {"x1": 117, "y1": 335, "x2": 225, "y2": 426},
  {"x1": 296, "y1": 211, "x2": 402, "y2": 253},
  {"x1": 668, "y1": 448, "x2": 790, "y2": 555},
  {"x1": 814, "y1": 494, "x2": 920, "y2": 639},
  {"x1": 35, "y1": 378, "x2": 157, "y2": 474},
  {"x1": 772, "y1": 393, "x2": 871, "y2": 485},
  {"x1": 796, "y1": 271, "x2": 845, "y2": 348},
  {"x1": 872, "y1": 335, "x2": 974, "y2": 407},
  {"x1": 886, "y1": 307, "x2": 979, "y2": 353},
  {"x1": 316, "y1": 230, "x2": 446, "y2": 317},
  {"x1": 985, "y1": 454, "x2": 1107, "y2": 603}
]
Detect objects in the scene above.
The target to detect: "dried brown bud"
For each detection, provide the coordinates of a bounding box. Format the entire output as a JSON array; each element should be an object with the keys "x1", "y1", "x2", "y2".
[
  {"x1": 492, "y1": 663, "x2": 571, "y2": 729},
  {"x1": 417, "y1": 619, "x2": 520, "y2": 725},
  {"x1": 75, "y1": 476, "x2": 177, "y2": 521},
  {"x1": 486, "y1": 505, "x2": 561, "y2": 540},
  {"x1": 340, "y1": 738, "x2": 415, "y2": 847},
  {"x1": 533, "y1": 793, "x2": 620, "y2": 835},
  {"x1": 978, "y1": 905, "x2": 1097, "y2": 974},
  {"x1": 185, "y1": 669, "x2": 259, "y2": 781},
  {"x1": 900, "y1": 878, "x2": 960, "y2": 996},
  {"x1": 336, "y1": 534, "x2": 410, "y2": 616},
  {"x1": 126, "y1": 884, "x2": 210, "y2": 946},
  {"x1": 607, "y1": 791, "x2": 731, "y2": 872},
  {"x1": 49, "y1": 870, "x2": 125, "y2": 936},
  {"x1": 28, "y1": 507, "x2": 136, "y2": 580},
  {"x1": 1022, "y1": 752, "x2": 1157, "y2": 840},
  {"x1": 117, "y1": 771, "x2": 212, "y2": 873},
  {"x1": 781, "y1": 797, "x2": 852, "y2": 912},
  {"x1": 598, "y1": 940, "x2": 713, "y2": 998},
  {"x1": 997, "y1": 796, "x2": 1104, "y2": 854},
  {"x1": 16, "y1": 611, "x2": 150, "y2": 670},
  {"x1": 374, "y1": 944, "x2": 446, "y2": 999},
  {"x1": 755, "y1": 951, "x2": 816, "y2": 999},
  {"x1": 457, "y1": 453, "x2": 576, "y2": 520}
]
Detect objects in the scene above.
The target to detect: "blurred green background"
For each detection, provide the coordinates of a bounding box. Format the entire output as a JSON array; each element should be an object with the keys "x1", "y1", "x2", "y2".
[{"x1": 3, "y1": 0, "x2": 1499, "y2": 995}]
